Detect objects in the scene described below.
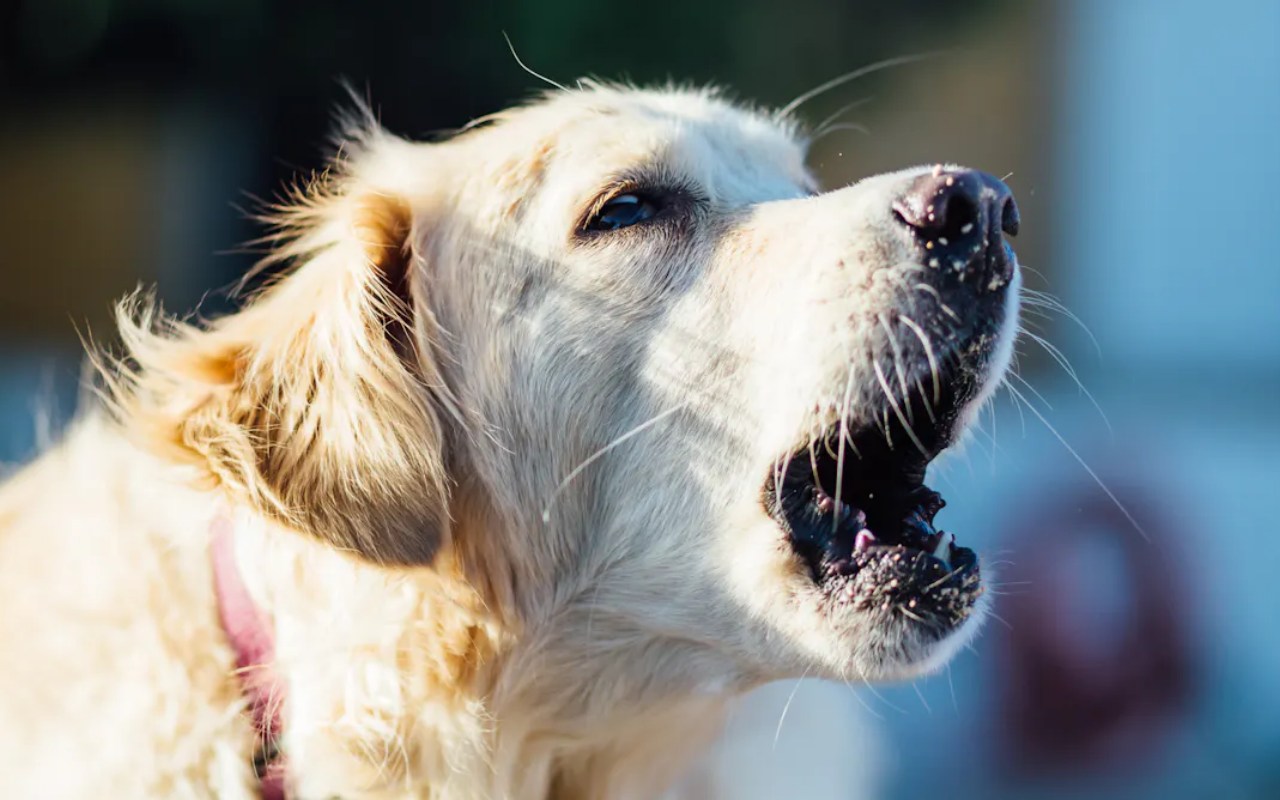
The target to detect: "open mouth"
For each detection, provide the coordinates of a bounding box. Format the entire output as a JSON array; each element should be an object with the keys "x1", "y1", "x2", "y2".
[{"x1": 763, "y1": 387, "x2": 983, "y2": 627}]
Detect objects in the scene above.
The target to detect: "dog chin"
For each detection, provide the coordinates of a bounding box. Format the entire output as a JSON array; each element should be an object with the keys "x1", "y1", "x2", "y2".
[{"x1": 835, "y1": 585, "x2": 990, "y2": 682}]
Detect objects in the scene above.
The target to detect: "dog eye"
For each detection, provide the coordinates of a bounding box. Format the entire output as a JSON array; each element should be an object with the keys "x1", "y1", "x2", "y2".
[{"x1": 585, "y1": 193, "x2": 659, "y2": 232}]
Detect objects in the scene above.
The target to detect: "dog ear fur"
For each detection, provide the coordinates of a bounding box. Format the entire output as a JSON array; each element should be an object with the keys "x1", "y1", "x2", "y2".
[{"x1": 107, "y1": 131, "x2": 454, "y2": 566}]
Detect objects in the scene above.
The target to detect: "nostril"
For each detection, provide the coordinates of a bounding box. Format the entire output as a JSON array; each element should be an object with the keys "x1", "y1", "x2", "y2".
[
  {"x1": 892, "y1": 171, "x2": 985, "y2": 242},
  {"x1": 1000, "y1": 196, "x2": 1020, "y2": 237},
  {"x1": 936, "y1": 191, "x2": 980, "y2": 241}
]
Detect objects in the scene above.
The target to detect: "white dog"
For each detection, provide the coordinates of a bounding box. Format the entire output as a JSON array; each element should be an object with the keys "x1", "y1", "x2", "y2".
[{"x1": 0, "y1": 83, "x2": 1020, "y2": 798}]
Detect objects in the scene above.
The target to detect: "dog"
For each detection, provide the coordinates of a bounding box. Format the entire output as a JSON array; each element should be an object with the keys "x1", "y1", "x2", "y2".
[{"x1": 0, "y1": 82, "x2": 1021, "y2": 798}]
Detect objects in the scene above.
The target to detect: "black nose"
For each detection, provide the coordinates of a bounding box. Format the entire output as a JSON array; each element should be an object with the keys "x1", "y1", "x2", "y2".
[{"x1": 892, "y1": 168, "x2": 1020, "y2": 289}]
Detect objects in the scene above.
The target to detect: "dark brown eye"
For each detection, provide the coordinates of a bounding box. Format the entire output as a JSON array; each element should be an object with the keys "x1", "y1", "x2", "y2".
[{"x1": 585, "y1": 193, "x2": 659, "y2": 232}]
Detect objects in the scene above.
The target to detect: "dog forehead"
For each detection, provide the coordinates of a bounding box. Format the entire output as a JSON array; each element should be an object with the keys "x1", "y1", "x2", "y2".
[
  {"x1": 472, "y1": 86, "x2": 813, "y2": 200},
  {"x1": 532, "y1": 85, "x2": 796, "y2": 140}
]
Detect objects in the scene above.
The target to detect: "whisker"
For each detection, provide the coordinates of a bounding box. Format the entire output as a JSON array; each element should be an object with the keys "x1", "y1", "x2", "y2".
[
  {"x1": 1007, "y1": 370, "x2": 1055, "y2": 412},
  {"x1": 772, "y1": 667, "x2": 812, "y2": 751},
  {"x1": 836, "y1": 670, "x2": 887, "y2": 721},
  {"x1": 775, "y1": 446, "x2": 799, "y2": 509},
  {"x1": 1020, "y1": 287, "x2": 1102, "y2": 358},
  {"x1": 541, "y1": 403, "x2": 687, "y2": 521},
  {"x1": 1019, "y1": 327, "x2": 1112, "y2": 434},
  {"x1": 812, "y1": 96, "x2": 874, "y2": 138},
  {"x1": 1003, "y1": 377, "x2": 1028, "y2": 437},
  {"x1": 915, "y1": 376, "x2": 937, "y2": 425},
  {"x1": 874, "y1": 360, "x2": 929, "y2": 459},
  {"x1": 1005, "y1": 383, "x2": 1149, "y2": 540},
  {"x1": 898, "y1": 314, "x2": 941, "y2": 407},
  {"x1": 984, "y1": 609, "x2": 1014, "y2": 631},
  {"x1": 834, "y1": 364, "x2": 857, "y2": 536},
  {"x1": 945, "y1": 662, "x2": 959, "y2": 714},
  {"x1": 962, "y1": 417, "x2": 1002, "y2": 467},
  {"x1": 977, "y1": 389, "x2": 998, "y2": 471},
  {"x1": 924, "y1": 564, "x2": 967, "y2": 591},
  {"x1": 878, "y1": 314, "x2": 914, "y2": 424},
  {"x1": 840, "y1": 424, "x2": 864, "y2": 460},
  {"x1": 983, "y1": 586, "x2": 1033, "y2": 597},
  {"x1": 899, "y1": 605, "x2": 930, "y2": 626},
  {"x1": 914, "y1": 283, "x2": 961, "y2": 322},
  {"x1": 843, "y1": 660, "x2": 908, "y2": 715},
  {"x1": 808, "y1": 435, "x2": 822, "y2": 492},
  {"x1": 811, "y1": 122, "x2": 871, "y2": 145},
  {"x1": 778, "y1": 52, "x2": 945, "y2": 119},
  {"x1": 502, "y1": 32, "x2": 568, "y2": 92},
  {"x1": 911, "y1": 680, "x2": 933, "y2": 715},
  {"x1": 823, "y1": 435, "x2": 840, "y2": 460}
]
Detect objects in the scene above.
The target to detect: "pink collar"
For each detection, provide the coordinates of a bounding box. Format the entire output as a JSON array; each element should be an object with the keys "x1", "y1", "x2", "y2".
[{"x1": 210, "y1": 516, "x2": 288, "y2": 800}]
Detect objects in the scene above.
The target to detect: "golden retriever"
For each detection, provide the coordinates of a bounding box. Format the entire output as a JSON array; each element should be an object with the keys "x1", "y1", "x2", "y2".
[{"x1": 0, "y1": 83, "x2": 1021, "y2": 798}]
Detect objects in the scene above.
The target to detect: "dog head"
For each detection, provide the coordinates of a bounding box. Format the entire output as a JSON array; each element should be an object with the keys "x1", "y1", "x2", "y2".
[{"x1": 116, "y1": 85, "x2": 1020, "y2": 699}]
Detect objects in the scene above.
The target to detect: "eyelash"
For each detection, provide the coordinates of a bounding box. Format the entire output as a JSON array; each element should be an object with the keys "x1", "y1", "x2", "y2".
[
  {"x1": 583, "y1": 191, "x2": 662, "y2": 233},
  {"x1": 578, "y1": 182, "x2": 699, "y2": 237}
]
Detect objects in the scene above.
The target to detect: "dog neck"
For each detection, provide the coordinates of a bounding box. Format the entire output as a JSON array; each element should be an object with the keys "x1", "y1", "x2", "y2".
[{"x1": 214, "y1": 508, "x2": 728, "y2": 799}]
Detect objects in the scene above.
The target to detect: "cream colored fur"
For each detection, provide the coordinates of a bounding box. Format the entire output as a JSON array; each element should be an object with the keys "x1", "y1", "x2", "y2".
[{"x1": 0, "y1": 84, "x2": 1015, "y2": 798}]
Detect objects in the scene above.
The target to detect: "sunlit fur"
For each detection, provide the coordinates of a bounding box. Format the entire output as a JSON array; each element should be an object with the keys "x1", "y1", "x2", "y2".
[{"x1": 0, "y1": 84, "x2": 1017, "y2": 798}]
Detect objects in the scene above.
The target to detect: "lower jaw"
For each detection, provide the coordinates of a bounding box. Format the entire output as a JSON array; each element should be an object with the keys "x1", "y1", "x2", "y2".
[{"x1": 818, "y1": 544, "x2": 982, "y2": 625}]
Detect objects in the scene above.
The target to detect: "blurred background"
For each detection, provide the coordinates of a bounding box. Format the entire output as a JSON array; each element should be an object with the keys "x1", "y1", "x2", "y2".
[{"x1": 1, "y1": 0, "x2": 1277, "y2": 797}]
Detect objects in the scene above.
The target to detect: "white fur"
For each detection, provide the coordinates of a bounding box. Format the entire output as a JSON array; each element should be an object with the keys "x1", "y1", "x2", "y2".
[{"x1": 0, "y1": 85, "x2": 1017, "y2": 798}]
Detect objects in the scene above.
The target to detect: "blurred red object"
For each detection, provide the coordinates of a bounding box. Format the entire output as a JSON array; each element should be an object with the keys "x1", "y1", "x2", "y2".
[{"x1": 998, "y1": 485, "x2": 1192, "y2": 774}]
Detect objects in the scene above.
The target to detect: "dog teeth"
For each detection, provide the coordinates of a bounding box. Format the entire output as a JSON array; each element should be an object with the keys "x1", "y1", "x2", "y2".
[
  {"x1": 813, "y1": 491, "x2": 862, "y2": 525},
  {"x1": 932, "y1": 531, "x2": 953, "y2": 566}
]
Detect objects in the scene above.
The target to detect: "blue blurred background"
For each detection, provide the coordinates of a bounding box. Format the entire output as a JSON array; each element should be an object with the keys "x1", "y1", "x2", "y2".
[{"x1": 1, "y1": 1, "x2": 1277, "y2": 797}]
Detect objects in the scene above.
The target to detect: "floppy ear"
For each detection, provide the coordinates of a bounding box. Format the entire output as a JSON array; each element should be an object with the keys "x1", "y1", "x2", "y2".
[{"x1": 109, "y1": 133, "x2": 455, "y2": 565}]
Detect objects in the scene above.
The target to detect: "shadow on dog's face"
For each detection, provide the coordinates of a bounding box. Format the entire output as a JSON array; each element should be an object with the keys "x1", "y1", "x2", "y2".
[{"x1": 398, "y1": 85, "x2": 1022, "y2": 690}]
